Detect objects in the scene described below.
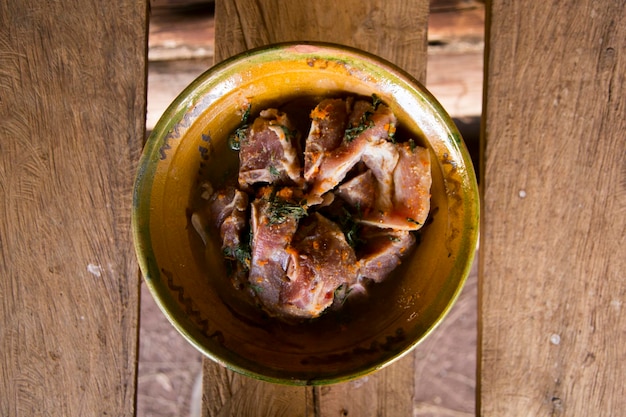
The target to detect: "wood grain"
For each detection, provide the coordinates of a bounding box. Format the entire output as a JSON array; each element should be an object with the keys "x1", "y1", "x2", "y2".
[
  {"x1": 203, "y1": 1, "x2": 429, "y2": 416},
  {"x1": 479, "y1": 0, "x2": 626, "y2": 415},
  {"x1": 213, "y1": 0, "x2": 429, "y2": 81},
  {"x1": 0, "y1": 1, "x2": 148, "y2": 416},
  {"x1": 202, "y1": 365, "x2": 315, "y2": 417}
]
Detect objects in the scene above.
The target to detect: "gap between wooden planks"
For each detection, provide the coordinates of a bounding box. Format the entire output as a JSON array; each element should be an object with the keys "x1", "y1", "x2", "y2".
[{"x1": 146, "y1": 0, "x2": 484, "y2": 130}]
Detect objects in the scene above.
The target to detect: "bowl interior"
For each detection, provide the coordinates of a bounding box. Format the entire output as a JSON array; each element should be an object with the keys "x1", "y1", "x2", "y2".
[{"x1": 132, "y1": 43, "x2": 479, "y2": 385}]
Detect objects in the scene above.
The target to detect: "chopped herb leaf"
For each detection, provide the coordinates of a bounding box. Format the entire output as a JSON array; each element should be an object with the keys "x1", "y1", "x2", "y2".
[
  {"x1": 250, "y1": 284, "x2": 263, "y2": 293},
  {"x1": 339, "y1": 206, "x2": 363, "y2": 248},
  {"x1": 279, "y1": 125, "x2": 296, "y2": 140},
  {"x1": 228, "y1": 127, "x2": 247, "y2": 150},
  {"x1": 241, "y1": 104, "x2": 252, "y2": 124},
  {"x1": 345, "y1": 111, "x2": 374, "y2": 142},
  {"x1": 228, "y1": 104, "x2": 252, "y2": 151},
  {"x1": 268, "y1": 165, "x2": 280, "y2": 177},
  {"x1": 223, "y1": 244, "x2": 251, "y2": 271},
  {"x1": 406, "y1": 217, "x2": 421, "y2": 226},
  {"x1": 267, "y1": 190, "x2": 308, "y2": 224},
  {"x1": 372, "y1": 93, "x2": 383, "y2": 109},
  {"x1": 409, "y1": 138, "x2": 416, "y2": 152},
  {"x1": 333, "y1": 283, "x2": 353, "y2": 305}
]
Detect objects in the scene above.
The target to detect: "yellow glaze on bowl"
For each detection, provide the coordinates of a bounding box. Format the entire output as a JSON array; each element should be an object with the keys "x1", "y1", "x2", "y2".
[{"x1": 132, "y1": 42, "x2": 479, "y2": 385}]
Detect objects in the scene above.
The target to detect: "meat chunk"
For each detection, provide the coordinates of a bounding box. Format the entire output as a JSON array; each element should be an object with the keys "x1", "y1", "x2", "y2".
[
  {"x1": 211, "y1": 186, "x2": 249, "y2": 251},
  {"x1": 247, "y1": 191, "x2": 301, "y2": 315},
  {"x1": 357, "y1": 227, "x2": 415, "y2": 283},
  {"x1": 307, "y1": 101, "x2": 397, "y2": 198},
  {"x1": 336, "y1": 170, "x2": 376, "y2": 211},
  {"x1": 361, "y1": 139, "x2": 399, "y2": 212},
  {"x1": 192, "y1": 183, "x2": 249, "y2": 254},
  {"x1": 360, "y1": 142, "x2": 431, "y2": 230},
  {"x1": 303, "y1": 98, "x2": 350, "y2": 181},
  {"x1": 282, "y1": 213, "x2": 358, "y2": 318},
  {"x1": 238, "y1": 109, "x2": 303, "y2": 190},
  {"x1": 393, "y1": 143, "x2": 432, "y2": 227},
  {"x1": 192, "y1": 96, "x2": 433, "y2": 321}
]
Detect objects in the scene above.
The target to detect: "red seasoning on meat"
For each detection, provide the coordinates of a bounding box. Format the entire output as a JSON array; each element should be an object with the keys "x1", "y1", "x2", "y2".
[{"x1": 192, "y1": 95, "x2": 432, "y2": 320}]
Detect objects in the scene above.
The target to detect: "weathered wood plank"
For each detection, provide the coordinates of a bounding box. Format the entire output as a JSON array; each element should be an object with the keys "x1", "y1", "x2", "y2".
[
  {"x1": 213, "y1": 0, "x2": 429, "y2": 80},
  {"x1": 203, "y1": 0, "x2": 429, "y2": 416},
  {"x1": 145, "y1": 0, "x2": 485, "y2": 129},
  {"x1": 202, "y1": 365, "x2": 315, "y2": 417},
  {"x1": 0, "y1": 1, "x2": 148, "y2": 415},
  {"x1": 480, "y1": 0, "x2": 626, "y2": 415}
]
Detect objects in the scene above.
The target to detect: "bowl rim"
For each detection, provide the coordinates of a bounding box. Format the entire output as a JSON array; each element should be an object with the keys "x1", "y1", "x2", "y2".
[{"x1": 132, "y1": 41, "x2": 480, "y2": 385}]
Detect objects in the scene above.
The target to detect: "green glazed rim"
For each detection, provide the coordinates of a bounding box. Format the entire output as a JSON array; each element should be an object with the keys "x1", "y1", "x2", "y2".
[{"x1": 132, "y1": 41, "x2": 479, "y2": 385}]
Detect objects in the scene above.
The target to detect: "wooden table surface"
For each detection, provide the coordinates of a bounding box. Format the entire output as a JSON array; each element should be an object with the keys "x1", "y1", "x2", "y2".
[{"x1": 1, "y1": 0, "x2": 624, "y2": 416}]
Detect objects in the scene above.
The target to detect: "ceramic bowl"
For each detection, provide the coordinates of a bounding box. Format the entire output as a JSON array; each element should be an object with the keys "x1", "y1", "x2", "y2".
[{"x1": 132, "y1": 42, "x2": 479, "y2": 385}]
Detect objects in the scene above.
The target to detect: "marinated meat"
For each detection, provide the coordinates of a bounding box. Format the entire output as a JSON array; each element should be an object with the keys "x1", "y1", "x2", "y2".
[
  {"x1": 248, "y1": 190, "x2": 301, "y2": 315},
  {"x1": 238, "y1": 109, "x2": 303, "y2": 190},
  {"x1": 360, "y1": 141, "x2": 431, "y2": 230},
  {"x1": 282, "y1": 213, "x2": 358, "y2": 318},
  {"x1": 361, "y1": 139, "x2": 399, "y2": 213},
  {"x1": 211, "y1": 186, "x2": 249, "y2": 252},
  {"x1": 192, "y1": 184, "x2": 248, "y2": 253},
  {"x1": 336, "y1": 170, "x2": 376, "y2": 211},
  {"x1": 307, "y1": 100, "x2": 397, "y2": 198},
  {"x1": 393, "y1": 143, "x2": 432, "y2": 227},
  {"x1": 357, "y1": 227, "x2": 415, "y2": 283},
  {"x1": 303, "y1": 98, "x2": 350, "y2": 181},
  {"x1": 193, "y1": 95, "x2": 433, "y2": 321}
]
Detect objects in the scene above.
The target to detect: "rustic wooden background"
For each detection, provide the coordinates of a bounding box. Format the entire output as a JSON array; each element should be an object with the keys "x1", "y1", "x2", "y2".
[
  {"x1": 1, "y1": 0, "x2": 147, "y2": 415},
  {"x1": 138, "y1": 0, "x2": 484, "y2": 416},
  {"x1": 3, "y1": 0, "x2": 622, "y2": 415}
]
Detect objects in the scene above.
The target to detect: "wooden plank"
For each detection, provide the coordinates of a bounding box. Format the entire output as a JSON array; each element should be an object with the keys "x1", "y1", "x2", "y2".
[
  {"x1": 203, "y1": 1, "x2": 429, "y2": 416},
  {"x1": 0, "y1": 1, "x2": 148, "y2": 416},
  {"x1": 202, "y1": 365, "x2": 315, "y2": 417},
  {"x1": 213, "y1": 0, "x2": 429, "y2": 81},
  {"x1": 479, "y1": 0, "x2": 626, "y2": 415},
  {"x1": 144, "y1": 0, "x2": 485, "y2": 129}
]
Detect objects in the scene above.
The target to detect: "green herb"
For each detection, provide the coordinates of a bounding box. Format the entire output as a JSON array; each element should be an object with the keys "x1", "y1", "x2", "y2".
[
  {"x1": 241, "y1": 104, "x2": 251, "y2": 123},
  {"x1": 228, "y1": 128, "x2": 246, "y2": 151},
  {"x1": 345, "y1": 112, "x2": 374, "y2": 142},
  {"x1": 279, "y1": 125, "x2": 296, "y2": 140},
  {"x1": 267, "y1": 191, "x2": 308, "y2": 224},
  {"x1": 223, "y1": 244, "x2": 251, "y2": 271},
  {"x1": 409, "y1": 138, "x2": 416, "y2": 152},
  {"x1": 333, "y1": 283, "x2": 353, "y2": 305},
  {"x1": 223, "y1": 226, "x2": 252, "y2": 270},
  {"x1": 344, "y1": 95, "x2": 384, "y2": 142},
  {"x1": 372, "y1": 93, "x2": 383, "y2": 109},
  {"x1": 407, "y1": 217, "x2": 421, "y2": 226},
  {"x1": 339, "y1": 206, "x2": 363, "y2": 248},
  {"x1": 388, "y1": 235, "x2": 401, "y2": 242},
  {"x1": 268, "y1": 165, "x2": 280, "y2": 177},
  {"x1": 250, "y1": 284, "x2": 263, "y2": 293},
  {"x1": 228, "y1": 104, "x2": 252, "y2": 151}
]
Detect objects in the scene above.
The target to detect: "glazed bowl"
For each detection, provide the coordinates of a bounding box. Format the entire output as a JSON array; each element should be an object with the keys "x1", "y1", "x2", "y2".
[{"x1": 132, "y1": 42, "x2": 479, "y2": 385}]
